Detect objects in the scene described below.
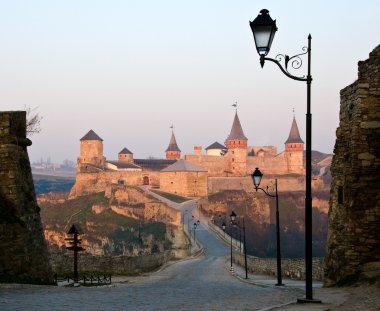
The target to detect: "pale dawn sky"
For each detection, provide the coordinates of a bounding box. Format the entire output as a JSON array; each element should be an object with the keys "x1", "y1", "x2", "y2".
[{"x1": 1, "y1": 0, "x2": 379, "y2": 163}]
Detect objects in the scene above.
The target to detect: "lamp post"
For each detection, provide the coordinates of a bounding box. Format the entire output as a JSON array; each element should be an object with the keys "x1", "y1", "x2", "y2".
[
  {"x1": 242, "y1": 217, "x2": 248, "y2": 279},
  {"x1": 251, "y1": 168, "x2": 283, "y2": 286},
  {"x1": 250, "y1": 10, "x2": 318, "y2": 302},
  {"x1": 235, "y1": 216, "x2": 249, "y2": 279},
  {"x1": 230, "y1": 211, "x2": 236, "y2": 268}
]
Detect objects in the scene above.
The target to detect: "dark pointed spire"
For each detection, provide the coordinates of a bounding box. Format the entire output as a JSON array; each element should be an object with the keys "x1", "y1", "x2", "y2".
[
  {"x1": 285, "y1": 117, "x2": 304, "y2": 144},
  {"x1": 227, "y1": 111, "x2": 247, "y2": 140},
  {"x1": 80, "y1": 129, "x2": 103, "y2": 141},
  {"x1": 165, "y1": 131, "x2": 181, "y2": 152}
]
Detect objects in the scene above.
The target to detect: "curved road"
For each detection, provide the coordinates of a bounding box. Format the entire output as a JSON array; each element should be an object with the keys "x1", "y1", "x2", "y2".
[{"x1": 0, "y1": 203, "x2": 303, "y2": 311}]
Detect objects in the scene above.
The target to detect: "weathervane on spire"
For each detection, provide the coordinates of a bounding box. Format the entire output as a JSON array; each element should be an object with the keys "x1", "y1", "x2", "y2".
[
  {"x1": 170, "y1": 124, "x2": 174, "y2": 131},
  {"x1": 293, "y1": 107, "x2": 295, "y2": 117},
  {"x1": 232, "y1": 101, "x2": 238, "y2": 111}
]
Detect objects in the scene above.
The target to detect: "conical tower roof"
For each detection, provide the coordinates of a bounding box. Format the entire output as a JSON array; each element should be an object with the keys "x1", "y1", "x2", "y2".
[
  {"x1": 119, "y1": 147, "x2": 133, "y2": 155},
  {"x1": 165, "y1": 131, "x2": 181, "y2": 152},
  {"x1": 285, "y1": 117, "x2": 304, "y2": 144},
  {"x1": 80, "y1": 129, "x2": 103, "y2": 141},
  {"x1": 227, "y1": 111, "x2": 248, "y2": 141}
]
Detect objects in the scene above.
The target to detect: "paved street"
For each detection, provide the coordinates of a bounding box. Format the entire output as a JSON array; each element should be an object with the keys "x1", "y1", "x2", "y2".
[{"x1": 0, "y1": 214, "x2": 306, "y2": 311}]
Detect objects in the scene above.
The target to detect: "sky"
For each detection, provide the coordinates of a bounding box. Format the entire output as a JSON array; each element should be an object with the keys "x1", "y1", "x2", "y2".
[{"x1": 1, "y1": 0, "x2": 379, "y2": 163}]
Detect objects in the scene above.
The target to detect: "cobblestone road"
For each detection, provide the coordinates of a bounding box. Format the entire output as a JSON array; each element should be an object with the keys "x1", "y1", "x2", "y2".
[{"x1": 0, "y1": 221, "x2": 304, "y2": 311}]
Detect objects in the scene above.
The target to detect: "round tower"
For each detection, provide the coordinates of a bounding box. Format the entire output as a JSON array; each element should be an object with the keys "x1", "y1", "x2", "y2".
[
  {"x1": 78, "y1": 129, "x2": 105, "y2": 167},
  {"x1": 118, "y1": 147, "x2": 134, "y2": 163},
  {"x1": 284, "y1": 117, "x2": 304, "y2": 173},
  {"x1": 165, "y1": 129, "x2": 181, "y2": 160},
  {"x1": 226, "y1": 111, "x2": 248, "y2": 176}
]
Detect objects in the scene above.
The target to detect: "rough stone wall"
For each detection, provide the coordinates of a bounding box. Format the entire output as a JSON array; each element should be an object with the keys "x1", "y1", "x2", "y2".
[
  {"x1": 0, "y1": 111, "x2": 53, "y2": 284},
  {"x1": 324, "y1": 45, "x2": 380, "y2": 286},
  {"x1": 209, "y1": 220, "x2": 324, "y2": 280},
  {"x1": 234, "y1": 253, "x2": 324, "y2": 281},
  {"x1": 50, "y1": 250, "x2": 172, "y2": 275}
]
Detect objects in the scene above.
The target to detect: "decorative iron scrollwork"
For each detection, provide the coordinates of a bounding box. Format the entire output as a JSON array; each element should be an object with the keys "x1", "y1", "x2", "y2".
[
  {"x1": 274, "y1": 46, "x2": 307, "y2": 79},
  {"x1": 263, "y1": 46, "x2": 309, "y2": 82}
]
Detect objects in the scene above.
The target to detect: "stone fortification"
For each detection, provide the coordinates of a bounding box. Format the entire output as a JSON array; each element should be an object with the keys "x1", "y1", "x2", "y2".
[
  {"x1": 325, "y1": 45, "x2": 380, "y2": 286},
  {"x1": 69, "y1": 170, "x2": 161, "y2": 198},
  {"x1": 0, "y1": 111, "x2": 53, "y2": 284}
]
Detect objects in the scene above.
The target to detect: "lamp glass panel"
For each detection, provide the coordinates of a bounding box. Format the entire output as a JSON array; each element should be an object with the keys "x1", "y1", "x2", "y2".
[
  {"x1": 253, "y1": 25, "x2": 273, "y2": 54},
  {"x1": 253, "y1": 175, "x2": 262, "y2": 187}
]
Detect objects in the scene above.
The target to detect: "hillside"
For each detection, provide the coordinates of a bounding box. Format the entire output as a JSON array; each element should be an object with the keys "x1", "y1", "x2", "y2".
[{"x1": 39, "y1": 192, "x2": 170, "y2": 256}]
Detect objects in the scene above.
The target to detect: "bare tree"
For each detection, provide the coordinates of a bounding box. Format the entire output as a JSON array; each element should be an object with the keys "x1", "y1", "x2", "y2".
[{"x1": 25, "y1": 106, "x2": 42, "y2": 136}]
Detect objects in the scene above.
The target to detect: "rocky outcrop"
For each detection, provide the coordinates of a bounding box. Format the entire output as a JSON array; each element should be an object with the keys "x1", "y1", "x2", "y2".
[
  {"x1": 325, "y1": 45, "x2": 380, "y2": 286},
  {"x1": 0, "y1": 111, "x2": 53, "y2": 284}
]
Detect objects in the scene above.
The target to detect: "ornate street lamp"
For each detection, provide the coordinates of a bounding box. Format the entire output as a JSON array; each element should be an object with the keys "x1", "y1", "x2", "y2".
[
  {"x1": 249, "y1": 10, "x2": 318, "y2": 301},
  {"x1": 249, "y1": 9, "x2": 277, "y2": 65},
  {"x1": 251, "y1": 168, "x2": 283, "y2": 286}
]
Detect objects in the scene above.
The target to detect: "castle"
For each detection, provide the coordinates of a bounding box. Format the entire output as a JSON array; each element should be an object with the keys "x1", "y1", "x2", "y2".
[{"x1": 69, "y1": 111, "x2": 305, "y2": 198}]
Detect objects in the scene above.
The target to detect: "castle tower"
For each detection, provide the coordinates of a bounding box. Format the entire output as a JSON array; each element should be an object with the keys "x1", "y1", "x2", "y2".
[
  {"x1": 118, "y1": 147, "x2": 133, "y2": 163},
  {"x1": 78, "y1": 130, "x2": 105, "y2": 168},
  {"x1": 226, "y1": 111, "x2": 248, "y2": 175},
  {"x1": 284, "y1": 116, "x2": 304, "y2": 173},
  {"x1": 165, "y1": 130, "x2": 181, "y2": 160}
]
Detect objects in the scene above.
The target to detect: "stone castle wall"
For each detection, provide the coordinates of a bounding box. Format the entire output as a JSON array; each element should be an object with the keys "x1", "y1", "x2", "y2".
[
  {"x1": 184, "y1": 154, "x2": 228, "y2": 176},
  {"x1": 0, "y1": 111, "x2": 53, "y2": 284},
  {"x1": 185, "y1": 149, "x2": 304, "y2": 178},
  {"x1": 69, "y1": 170, "x2": 161, "y2": 198},
  {"x1": 207, "y1": 174, "x2": 306, "y2": 195},
  {"x1": 160, "y1": 171, "x2": 208, "y2": 197},
  {"x1": 324, "y1": 45, "x2": 380, "y2": 286}
]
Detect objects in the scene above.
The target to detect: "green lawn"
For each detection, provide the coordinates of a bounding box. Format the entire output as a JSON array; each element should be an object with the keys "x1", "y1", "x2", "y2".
[{"x1": 150, "y1": 190, "x2": 190, "y2": 203}]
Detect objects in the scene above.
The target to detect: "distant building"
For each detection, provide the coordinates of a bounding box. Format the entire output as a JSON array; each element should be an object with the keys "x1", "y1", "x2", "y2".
[{"x1": 70, "y1": 111, "x2": 305, "y2": 198}]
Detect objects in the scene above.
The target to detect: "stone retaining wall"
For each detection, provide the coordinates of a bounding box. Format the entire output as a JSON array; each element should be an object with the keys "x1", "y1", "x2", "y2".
[
  {"x1": 50, "y1": 250, "x2": 172, "y2": 275},
  {"x1": 234, "y1": 253, "x2": 324, "y2": 281},
  {"x1": 208, "y1": 219, "x2": 324, "y2": 281}
]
